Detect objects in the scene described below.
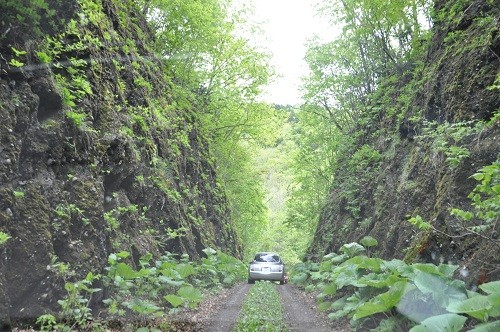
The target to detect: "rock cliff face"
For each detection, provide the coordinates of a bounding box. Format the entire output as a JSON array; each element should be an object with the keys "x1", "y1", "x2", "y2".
[
  {"x1": 0, "y1": 0, "x2": 240, "y2": 327},
  {"x1": 308, "y1": 0, "x2": 499, "y2": 283}
]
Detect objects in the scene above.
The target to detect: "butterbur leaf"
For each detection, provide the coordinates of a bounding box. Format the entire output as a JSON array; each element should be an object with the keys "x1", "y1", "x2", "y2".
[
  {"x1": 446, "y1": 295, "x2": 491, "y2": 322},
  {"x1": 353, "y1": 281, "x2": 407, "y2": 319},
  {"x1": 414, "y1": 272, "x2": 442, "y2": 294},
  {"x1": 438, "y1": 264, "x2": 459, "y2": 278},
  {"x1": 136, "y1": 328, "x2": 149, "y2": 332},
  {"x1": 486, "y1": 292, "x2": 500, "y2": 317},
  {"x1": 323, "y1": 252, "x2": 348, "y2": 263},
  {"x1": 322, "y1": 283, "x2": 337, "y2": 296},
  {"x1": 340, "y1": 243, "x2": 365, "y2": 257},
  {"x1": 175, "y1": 264, "x2": 195, "y2": 278},
  {"x1": 345, "y1": 256, "x2": 383, "y2": 271},
  {"x1": 130, "y1": 299, "x2": 161, "y2": 315},
  {"x1": 412, "y1": 263, "x2": 441, "y2": 275},
  {"x1": 202, "y1": 247, "x2": 217, "y2": 256},
  {"x1": 358, "y1": 273, "x2": 406, "y2": 288},
  {"x1": 178, "y1": 286, "x2": 203, "y2": 302},
  {"x1": 353, "y1": 302, "x2": 388, "y2": 320},
  {"x1": 479, "y1": 280, "x2": 500, "y2": 295},
  {"x1": 164, "y1": 294, "x2": 184, "y2": 308},
  {"x1": 382, "y1": 259, "x2": 408, "y2": 273},
  {"x1": 360, "y1": 236, "x2": 378, "y2": 247},
  {"x1": 116, "y1": 251, "x2": 130, "y2": 259},
  {"x1": 409, "y1": 313, "x2": 467, "y2": 332},
  {"x1": 115, "y1": 262, "x2": 138, "y2": 279},
  {"x1": 469, "y1": 320, "x2": 500, "y2": 331}
]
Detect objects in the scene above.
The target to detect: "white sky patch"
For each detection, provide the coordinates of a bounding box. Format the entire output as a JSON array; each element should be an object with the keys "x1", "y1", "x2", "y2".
[{"x1": 250, "y1": 0, "x2": 338, "y2": 106}]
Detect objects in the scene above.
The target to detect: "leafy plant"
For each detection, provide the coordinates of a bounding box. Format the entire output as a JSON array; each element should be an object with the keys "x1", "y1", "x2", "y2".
[
  {"x1": 451, "y1": 159, "x2": 500, "y2": 234},
  {"x1": 13, "y1": 190, "x2": 25, "y2": 199},
  {"x1": 35, "y1": 314, "x2": 58, "y2": 332},
  {"x1": 291, "y1": 239, "x2": 500, "y2": 331},
  {"x1": 57, "y1": 272, "x2": 101, "y2": 328},
  {"x1": 0, "y1": 232, "x2": 11, "y2": 245}
]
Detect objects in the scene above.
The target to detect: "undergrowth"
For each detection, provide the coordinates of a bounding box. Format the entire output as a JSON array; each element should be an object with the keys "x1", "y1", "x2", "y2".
[
  {"x1": 38, "y1": 248, "x2": 246, "y2": 331},
  {"x1": 290, "y1": 237, "x2": 500, "y2": 331}
]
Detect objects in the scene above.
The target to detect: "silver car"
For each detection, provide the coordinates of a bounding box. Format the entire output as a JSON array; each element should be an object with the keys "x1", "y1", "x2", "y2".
[{"x1": 248, "y1": 252, "x2": 286, "y2": 284}]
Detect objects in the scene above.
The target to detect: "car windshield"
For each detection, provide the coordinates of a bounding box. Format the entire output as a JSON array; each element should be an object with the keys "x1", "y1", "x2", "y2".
[{"x1": 254, "y1": 253, "x2": 280, "y2": 263}]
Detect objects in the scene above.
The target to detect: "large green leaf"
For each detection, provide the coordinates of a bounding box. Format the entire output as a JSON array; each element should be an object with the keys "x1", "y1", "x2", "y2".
[
  {"x1": 382, "y1": 259, "x2": 408, "y2": 273},
  {"x1": 360, "y1": 236, "x2": 378, "y2": 247},
  {"x1": 353, "y1": 281, "x2": 407, "y2": 320},
  {"x1": 178, "y1": 286, "x2": 203, "y2": 303},
  {"x1": 164, "y1": 294, "x2": 184, "y2": 308},
  {"x1": 129, "y1": 299, "x2": 162, "y2": 315},
  {"x1": 486, "y1": 292, "x2": 500, "y2": 317},
  {"x1": 469, "y1": 320, "x2": 500, "y2": 331},
  {"x1": 322, "y1": 282, "x2": 337, "y2": 296},
  {"x1": 340, "y1": 242, "x2": 365, "y2": 257},
  {"x1": 447, "y1": 295, "x2": 491, "y2": 322},
  {"x1": 175, "y1": 263, "x2": 195, "y2": 279},
  {"x1": 412, "y1": 263, "x2": 442, "y2": 275},
  {"x1": 479, "y1": 280, "x2": 500, "y2": 295},
  {"x1": 438, "y1": 264, "x2": 459, "y2": 278},
  {"x1": 358, "y1": 273, "x2": 406, "y2": 288},
  {"x1": 323, "y1": 252, "x2": 348, "y2": 263},
  {"x1": 115, "y1": 262, "x2": 138, "y2": 279},
  {"x1": 414, "y1": 272, "x2": 467, "y2": 307},
  {"x1": 345, "y1": 256, "x2": 383, "y2": 272},
  {"x1": 409, "y1": 313, "x2": 467, "y2": 332}
]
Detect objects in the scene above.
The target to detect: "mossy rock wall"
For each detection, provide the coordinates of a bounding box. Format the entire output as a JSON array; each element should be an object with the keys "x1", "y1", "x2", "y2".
[
  {"x1": 0, "y1": 0, "x2": 241, "y2": 327},
  {"x1": 308, "y1": 0, "x2": 500, "y2": 284}
]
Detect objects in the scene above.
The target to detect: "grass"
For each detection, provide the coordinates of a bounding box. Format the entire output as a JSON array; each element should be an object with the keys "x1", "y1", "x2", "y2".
[{"x1": 235, "y1": 281, "x2": 288, "y2": 332}]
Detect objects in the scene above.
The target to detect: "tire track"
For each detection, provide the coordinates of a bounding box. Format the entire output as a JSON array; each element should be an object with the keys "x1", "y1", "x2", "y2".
[
  {"x1": 203, "y1": 283, "x2": 252, "y2": 332},
  {"x1": 277, "y1": 284, "x2": 350, "y2": 332}
]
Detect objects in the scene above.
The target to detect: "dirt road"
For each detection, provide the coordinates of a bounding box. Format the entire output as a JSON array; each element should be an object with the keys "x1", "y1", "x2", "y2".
[
  {"x1": 200, "y1": 282, "x2": 350, "y2": 332},
  {"x1": 203, "y1": 283, "x2": 252, "y2": 332}
]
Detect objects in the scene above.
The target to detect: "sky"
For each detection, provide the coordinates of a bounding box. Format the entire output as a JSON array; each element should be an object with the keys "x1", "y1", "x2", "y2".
[{"x1": 250, "y1": 0, "x2": 337, "y2": 106}]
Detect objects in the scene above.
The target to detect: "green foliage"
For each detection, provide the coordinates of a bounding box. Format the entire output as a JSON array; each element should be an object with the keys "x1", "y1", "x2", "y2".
[
  {"x1": 417, "y1": 120, "x2": 485, "y2": 168},
  {"x1": 57, "y1": 272, "x2": 101, "y2": 328},
  {"x1": 304, "y1": 0, "x2": 431, "y2": 134},
  {"x1": 35, "y1": 314, "x2": 58, "y2": 332},
  {"x1": 40, "y1": 249, "x2": 245, "y2": 328},
  {"x1": 410, "y1": 314, "x2": 467, "y2": 332},
  {"x1": 102, "y1": 248, "x2": 246, "y2": 319},
  {"x1": 409, "y1": 159, "x2": 500, "y2": 241},
  {"x1": 0, "y1": 0, "x2": 53, "y2": 39},
  {"x1": 408, "y1": 215, "x2": 432, "y2": 230},
  {"x1": 0, "y1": 232, "x2": 11, "y2": 245},
  {"x1": 360, "y1": 236, "x2": 378, "y2": 248},
  {"x1": 456, "y1": 159, "x2": 500, "y2": 229},
  {"x1": 285, "y1": 106, "x2": 337, "y2": 236},
  {"x1": 235, "y1": 282, "x2": 287, "y2": 332},
  {"x1": 141, "y1": 0, "x2": 275, "y2": 258},
  {"x1": 290, "y1": 239, "x2": 500, "y2": 331},
  {"x1": 13, "y1": 190, "x2": 25, "y2": 199}
]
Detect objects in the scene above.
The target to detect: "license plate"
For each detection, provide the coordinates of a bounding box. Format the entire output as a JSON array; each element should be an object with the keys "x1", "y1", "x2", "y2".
[{"x1": 262, "y1": 267, "x2": 271, "y2": 273}]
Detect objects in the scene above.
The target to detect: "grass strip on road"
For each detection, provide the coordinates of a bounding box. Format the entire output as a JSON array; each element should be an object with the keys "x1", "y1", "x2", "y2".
[{"x1": 234, "y1": 281, "x2": 288, "y2": 332}]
